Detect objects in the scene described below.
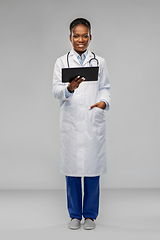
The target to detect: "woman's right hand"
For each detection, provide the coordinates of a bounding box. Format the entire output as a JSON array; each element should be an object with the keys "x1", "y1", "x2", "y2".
[{"x1": 67, "y1": 76, "x2": 85, "y2": 93}]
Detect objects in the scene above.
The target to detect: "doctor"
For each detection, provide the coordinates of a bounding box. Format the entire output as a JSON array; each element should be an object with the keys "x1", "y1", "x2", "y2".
[{"x1": 52, "y1": 18, "x2": 110, "y2": 230}]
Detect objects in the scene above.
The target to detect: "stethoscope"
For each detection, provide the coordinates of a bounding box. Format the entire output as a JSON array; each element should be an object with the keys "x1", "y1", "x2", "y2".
[{"x1": 67, "y1": 51, "x2": 99, "y2": 68}]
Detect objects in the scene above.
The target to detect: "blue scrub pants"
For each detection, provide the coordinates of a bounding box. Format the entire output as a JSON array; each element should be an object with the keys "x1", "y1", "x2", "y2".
[{"x1": 65, "y1": 176, "x2": 100, "y2": 220}]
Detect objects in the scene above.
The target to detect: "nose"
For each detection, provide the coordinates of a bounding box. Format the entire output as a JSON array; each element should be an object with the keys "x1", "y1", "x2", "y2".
[{"x1": 78, "y1": 36, "x2": 84, "y2": 42}]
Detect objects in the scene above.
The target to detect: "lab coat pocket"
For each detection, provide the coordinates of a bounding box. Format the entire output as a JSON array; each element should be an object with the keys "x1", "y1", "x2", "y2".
[{"x1": 93, "y1": 107, "x2": 106, "y2": 135}]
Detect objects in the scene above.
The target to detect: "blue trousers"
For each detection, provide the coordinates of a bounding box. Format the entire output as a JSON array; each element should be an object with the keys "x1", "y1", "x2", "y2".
[{"x1": 65, "y1": 176, "x2": 100, "y2": 221}]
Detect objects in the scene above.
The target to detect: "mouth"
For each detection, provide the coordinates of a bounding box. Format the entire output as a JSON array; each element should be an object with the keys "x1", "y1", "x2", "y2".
[{"x1": 77, "y1": 44, "x2": 85, "y2": 48}]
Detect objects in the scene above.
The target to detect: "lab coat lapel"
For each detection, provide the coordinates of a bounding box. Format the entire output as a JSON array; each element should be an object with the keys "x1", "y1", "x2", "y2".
[
  {"x1": 83, "y1": 50, "x2": 93, "y2": 66},
  {"x1": 69, "y1": 49, "x2": 80, "y2": 66}
]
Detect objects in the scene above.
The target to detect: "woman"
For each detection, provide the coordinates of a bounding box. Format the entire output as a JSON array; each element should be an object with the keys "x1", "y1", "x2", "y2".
[{"x1": 52, "y1": 18, "x2": 110, "y2": 230}]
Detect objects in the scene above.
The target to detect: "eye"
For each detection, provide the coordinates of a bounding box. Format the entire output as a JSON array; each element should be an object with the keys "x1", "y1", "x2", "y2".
[
  {"x1": 83, "y1": 35, "x2": 89, "y2": 38},
  {"x1": 73, "y1": 35, "x2": 79, "y2": 38}
]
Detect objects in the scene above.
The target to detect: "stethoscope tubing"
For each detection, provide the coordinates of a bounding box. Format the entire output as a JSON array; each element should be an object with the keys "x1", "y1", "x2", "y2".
[{"x1": 67, "y1": 51, "x2": 99, "y2": 68}]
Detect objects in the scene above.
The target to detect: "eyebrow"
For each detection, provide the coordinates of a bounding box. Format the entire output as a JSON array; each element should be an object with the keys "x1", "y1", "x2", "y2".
[{"x1": 73, "y1": 32, "x2": 89, "y2": 35}]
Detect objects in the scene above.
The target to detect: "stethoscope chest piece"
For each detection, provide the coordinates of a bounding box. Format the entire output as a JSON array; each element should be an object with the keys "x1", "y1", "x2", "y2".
[{"x1": 89, "y1": 52, "x2": 99, "y2": 67}]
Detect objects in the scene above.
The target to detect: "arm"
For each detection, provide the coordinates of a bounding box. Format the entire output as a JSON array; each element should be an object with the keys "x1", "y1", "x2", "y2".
[
  {"x1": 90, "y1": 58, "x2": 110, "y2": 110},
  {"x1": 52, "y1": 58, "x2": 84, "y2": 100},
  {"x1": 52, "y1": 58, "x2": 73, "y2": 100}
]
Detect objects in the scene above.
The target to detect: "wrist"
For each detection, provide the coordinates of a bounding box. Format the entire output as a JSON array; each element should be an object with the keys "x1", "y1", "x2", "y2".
[
  {"x1": 101, "y1": 101, "x2": 106, "y2": 109},
  {"x1": 67, "y1": 86, "x2": 73, "y2": 93}
]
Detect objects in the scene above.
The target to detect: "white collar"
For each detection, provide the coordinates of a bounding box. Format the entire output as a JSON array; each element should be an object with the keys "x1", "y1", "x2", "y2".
[
  {"x1": 68, "y1": 49, "x2": 94, "y2": 66},
  {"x1": 73, "y1": 49, "x2": 88, "y2": 59}
]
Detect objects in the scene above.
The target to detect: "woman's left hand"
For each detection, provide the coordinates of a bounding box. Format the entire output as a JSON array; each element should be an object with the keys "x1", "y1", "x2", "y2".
[{"x1": 89, "y1": 101, "x2": 106, "y2": 110}]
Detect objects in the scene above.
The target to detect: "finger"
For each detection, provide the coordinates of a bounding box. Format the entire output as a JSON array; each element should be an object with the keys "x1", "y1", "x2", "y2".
[
  {"x1": 74, "y1": 75, "x2": 81, "y2": 82},
  {"x1": 76, "y1": 79, "x2": 84, "y2": 85},
  {"x1": 81, "y1": 76, "x2": 85, "y2": 81},
  {"x1": 75, "y1": 76, "x2": 85, "y2": 82},
  {"x1": 89, "y1": 103, "x2": 97, "y2": 110}
]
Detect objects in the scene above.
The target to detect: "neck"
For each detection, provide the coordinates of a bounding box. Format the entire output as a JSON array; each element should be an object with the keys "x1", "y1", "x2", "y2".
[{"x1": 74, "y1": 49, "x2": 87, "y2": 56}]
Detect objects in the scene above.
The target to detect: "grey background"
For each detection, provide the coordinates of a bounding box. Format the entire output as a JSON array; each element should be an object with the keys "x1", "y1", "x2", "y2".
[{"x1": 0, "y1": 0, "x2": 160, "y2": 189}]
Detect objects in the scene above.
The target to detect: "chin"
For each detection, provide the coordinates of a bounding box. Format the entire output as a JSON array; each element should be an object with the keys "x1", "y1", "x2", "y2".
[{"x1": 77, "y1": 48, "x2": 86, "y2": 53}]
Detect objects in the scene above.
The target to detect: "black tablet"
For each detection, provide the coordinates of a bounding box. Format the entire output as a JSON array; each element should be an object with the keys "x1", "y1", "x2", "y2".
[{"x1": 62, "y1": 66, "x2": 99, "y2": 83}]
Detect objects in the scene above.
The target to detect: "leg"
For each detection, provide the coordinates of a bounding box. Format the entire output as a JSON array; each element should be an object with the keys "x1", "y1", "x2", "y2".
[
  {"x1": 83, "y1": 176, "x2": 100, "y2": 220},
  {"x1": 65, "y1": 176, "x2": 82, "y2": 220}
]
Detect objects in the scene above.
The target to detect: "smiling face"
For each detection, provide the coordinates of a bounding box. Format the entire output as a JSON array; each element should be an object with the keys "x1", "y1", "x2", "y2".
[{"x1": 70, "y1": 24, "x2": 92, "y2": 56}]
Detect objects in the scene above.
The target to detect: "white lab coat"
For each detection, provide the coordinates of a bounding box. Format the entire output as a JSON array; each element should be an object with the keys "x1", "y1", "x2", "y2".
[{"x1": 52, "y1": 49, "x2": 110, "y2": 176}]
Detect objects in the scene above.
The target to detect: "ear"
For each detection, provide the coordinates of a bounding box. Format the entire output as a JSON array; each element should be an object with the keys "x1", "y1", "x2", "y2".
[
  {"x1": 89, "y1": 35, "x2": 92, "y2": 41},
  {"x1": 69, "y1": 35, "x2": 72, "y2": 42}
]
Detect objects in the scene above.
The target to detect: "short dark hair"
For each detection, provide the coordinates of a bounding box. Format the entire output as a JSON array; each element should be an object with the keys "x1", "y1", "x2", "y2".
[{"x1": 70, "y1": 18, "x2": 91, "y2": 36}]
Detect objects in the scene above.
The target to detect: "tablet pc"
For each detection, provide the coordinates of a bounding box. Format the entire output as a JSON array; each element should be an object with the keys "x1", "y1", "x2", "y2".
[{"x1": 62, "y1": 66, "x2": 99, "y2": 83}]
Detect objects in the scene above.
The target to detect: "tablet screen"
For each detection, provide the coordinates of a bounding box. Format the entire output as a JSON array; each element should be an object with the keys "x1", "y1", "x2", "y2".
[{"x1": 62, "y1": 67, "x2": 99, "y2": 83}]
